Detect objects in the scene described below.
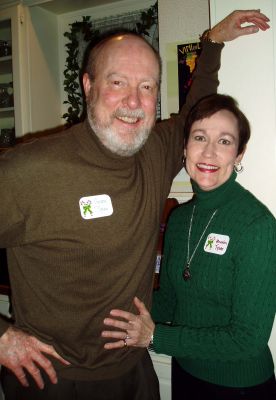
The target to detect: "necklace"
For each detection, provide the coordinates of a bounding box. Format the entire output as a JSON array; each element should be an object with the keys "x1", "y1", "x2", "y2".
[{"x1": 183, "y1": 205, "x2": 217, "y2": 281}]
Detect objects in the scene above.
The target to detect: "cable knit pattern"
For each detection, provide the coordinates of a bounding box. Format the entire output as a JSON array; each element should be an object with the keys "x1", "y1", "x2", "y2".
[{"x1": 152, "y1": 172, "x2": 276, "y2": 387}]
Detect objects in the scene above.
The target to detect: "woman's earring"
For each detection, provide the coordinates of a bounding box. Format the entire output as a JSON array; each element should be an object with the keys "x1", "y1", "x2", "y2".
[{"x1": 234, "y1": 162, "x2": 244, "y2": 173}]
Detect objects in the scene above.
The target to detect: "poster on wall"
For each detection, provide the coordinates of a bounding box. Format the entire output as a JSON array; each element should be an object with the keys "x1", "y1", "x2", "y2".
[
  {"x1": 164, "y1": 41, "x2": 202, "y2": 201},
  {"x1": 177, "y1": 41, "x2": 201, "y2": 110}
]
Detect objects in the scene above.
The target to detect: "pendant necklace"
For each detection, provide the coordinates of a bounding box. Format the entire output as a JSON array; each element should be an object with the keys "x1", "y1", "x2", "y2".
[{"x1": 183, "y1": 205, "x2": 217, "y2": 281}]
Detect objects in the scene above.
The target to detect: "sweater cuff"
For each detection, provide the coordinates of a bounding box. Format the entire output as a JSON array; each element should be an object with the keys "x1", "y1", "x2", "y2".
[
  {"x1": 152, "y1": 323, "x2": 177, "y2": 356},
  {"x1": 199, "y1": 40, "x2": 224, "y2": 70},
  {"x1": 201, "y1": 40, "x2": 225, "y2": 50}
]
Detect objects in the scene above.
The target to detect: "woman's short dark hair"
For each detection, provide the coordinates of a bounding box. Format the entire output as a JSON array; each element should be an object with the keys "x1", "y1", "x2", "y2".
[{"x1": 183, "y1": 94, "x2": 251, "y2": 155}]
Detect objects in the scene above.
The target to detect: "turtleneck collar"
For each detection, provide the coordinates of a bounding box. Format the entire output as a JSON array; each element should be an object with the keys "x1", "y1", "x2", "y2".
[
  {"x1": 191, "y1": 171, "x2": 240, "y2": 210},
  {"x1": 74, "y1": 119, "x2": 136, "y2": 169}
]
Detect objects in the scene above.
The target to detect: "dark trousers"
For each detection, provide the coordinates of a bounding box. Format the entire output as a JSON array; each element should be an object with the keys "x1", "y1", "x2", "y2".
[
  {"x1": 171, "y1": 357, "x2": 276, "y2": 400},
  {"x1": 1, "y1": 351, "x2": 160, "y2": 400}
]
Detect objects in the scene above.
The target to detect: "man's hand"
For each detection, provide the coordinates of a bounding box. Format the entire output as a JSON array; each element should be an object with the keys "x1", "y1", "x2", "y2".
[
  {"x1": 209, "y1": 9, "x2": 270, "y2": 43},
  {"x1": 0, "y1": 326, "x2": 70, "y2": 389}
]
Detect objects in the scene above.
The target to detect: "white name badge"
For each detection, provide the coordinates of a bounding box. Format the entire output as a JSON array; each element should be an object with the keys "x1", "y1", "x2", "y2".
[
  {"x1": 79, "y1": 195, "x2": 113, "y2": 220},
  {"x1": 204, "y1": 233, "x2": 230, "y2": 255}
]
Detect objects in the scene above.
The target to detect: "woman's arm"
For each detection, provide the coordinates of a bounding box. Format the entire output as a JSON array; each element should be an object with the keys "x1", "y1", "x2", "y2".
[{"x1": 102, "y1": 215, "x2": 276, "y2": 362}]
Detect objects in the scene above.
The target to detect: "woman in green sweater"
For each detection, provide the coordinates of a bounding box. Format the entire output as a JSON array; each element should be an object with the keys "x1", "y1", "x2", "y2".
[{"x1": 102, "y1": 94, "x2": 276, "y2": 399}]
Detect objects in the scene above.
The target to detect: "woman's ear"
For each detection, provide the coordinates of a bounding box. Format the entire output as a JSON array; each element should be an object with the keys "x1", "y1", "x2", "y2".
[{"x1": 236, "y1": 146, "x2": 246, "y2": 164}]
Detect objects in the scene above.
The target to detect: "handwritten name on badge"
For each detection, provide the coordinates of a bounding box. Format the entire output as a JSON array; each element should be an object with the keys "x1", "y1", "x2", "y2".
[
  {"x1": 204, "y1": 233, "x2": 230, "y2": 255},
  {"x1": 79, "y1": 195, "x2": 113, "y2": 220}
]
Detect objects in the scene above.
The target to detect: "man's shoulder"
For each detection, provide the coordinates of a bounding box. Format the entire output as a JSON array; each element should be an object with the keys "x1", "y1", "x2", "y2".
[{"x1": 1, "y1": 123, "x2": 82, "y2": 165}]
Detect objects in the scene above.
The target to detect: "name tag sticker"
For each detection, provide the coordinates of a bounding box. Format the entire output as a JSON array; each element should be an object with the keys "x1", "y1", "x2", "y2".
[
  {"x1": 204, "y1": 233, "x2": 230, "y2": 255},
  {"x1": 79, "y1": 195, "x2": 113, "y2": 220}
]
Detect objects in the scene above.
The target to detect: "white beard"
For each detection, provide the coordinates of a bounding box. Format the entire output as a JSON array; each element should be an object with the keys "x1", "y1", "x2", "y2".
[
  {"x1": 88, "y1": 116, "x2": 151, "y2": 157},
  {"x1": 86, "y1": 98, "x2": 154, "y2": 157}
]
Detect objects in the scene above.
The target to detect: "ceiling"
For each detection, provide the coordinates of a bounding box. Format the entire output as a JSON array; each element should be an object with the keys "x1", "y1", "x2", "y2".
[{"x1": 23, "y1": 0, "x2": 122, "y2": 14}]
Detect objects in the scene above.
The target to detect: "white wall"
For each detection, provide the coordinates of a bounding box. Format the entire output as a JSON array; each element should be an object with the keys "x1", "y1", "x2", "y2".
[
  {"x1": 159, "y1": 0, "x2": 275, "y2": 373},
  {"x1": 210, "y1": 0, "x2": 276, "y2": 368},
  {"x1": 210, "y1": 0, "x2": 276, "y2": 217}
]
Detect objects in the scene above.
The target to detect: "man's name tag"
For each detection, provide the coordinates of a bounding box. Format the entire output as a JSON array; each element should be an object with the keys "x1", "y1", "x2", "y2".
[{"x1": 79, "y1": 195, "x2": 113, "y2": 220}]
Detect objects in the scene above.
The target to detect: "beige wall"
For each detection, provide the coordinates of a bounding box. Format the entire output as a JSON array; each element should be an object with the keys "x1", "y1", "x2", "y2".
[
  {"x1": 158, "y1": 0, "x2": 210, "y2": 199},
  {"x1": 158, "y1": 0, "x2": 209, "y2": 119},
  {"x1": 27, "y1": 6, "x2": 61, "y2": 133}
]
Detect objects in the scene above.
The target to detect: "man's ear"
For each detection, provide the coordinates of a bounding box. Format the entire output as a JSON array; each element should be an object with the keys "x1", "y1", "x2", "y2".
[{"x1": 83, "y1": 73, "x2": 91, "y2": 97}]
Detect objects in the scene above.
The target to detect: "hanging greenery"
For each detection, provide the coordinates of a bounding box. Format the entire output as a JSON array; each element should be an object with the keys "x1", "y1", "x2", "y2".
[
  {"x1": 62, "y1": 2, "x2": 158, "y2": 127},
  {"x1": 136, "y1": 2, "x2": 158, "y2": 36},
  {"x1": 63, "y1": 16, "x2": 99, "y2": 126}
]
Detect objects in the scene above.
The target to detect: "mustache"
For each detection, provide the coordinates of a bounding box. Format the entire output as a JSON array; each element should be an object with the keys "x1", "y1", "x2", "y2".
[{"x1": 113, "y1": 108, "x2": 145, "y2": 120}]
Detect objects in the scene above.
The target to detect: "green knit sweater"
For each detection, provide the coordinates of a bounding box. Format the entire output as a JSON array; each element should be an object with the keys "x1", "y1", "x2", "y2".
[
  {"x1": 0, "y1": 43, "x2": 223, "y2": 380},
  {"x1": 152, "y1": 172, "x2": 276, "y2": 387}
]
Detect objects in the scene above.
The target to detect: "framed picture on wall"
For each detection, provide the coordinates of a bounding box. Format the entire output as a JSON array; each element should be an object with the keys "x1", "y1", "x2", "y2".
[
  {"x1": 164, "y1": 40, "x2": 202, "y2": 201},
  {"x1": 177, "y1": 41, "x2": 201, "y2": 110}
]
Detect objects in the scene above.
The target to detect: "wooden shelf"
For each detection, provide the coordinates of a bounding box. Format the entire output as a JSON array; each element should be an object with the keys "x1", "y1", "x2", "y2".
[
  {"x1": 0, "y1": 56, "x2": 12, "y2": 74},
  {"x1": 0, "y1": 284, "x2": 10, "y2": 296},
  {"x1": 0, "y1": 106, "x2": 14, "y2": 117},
  {"x1": 0, "y1": 249, "x2": 10, "y2": 295}
]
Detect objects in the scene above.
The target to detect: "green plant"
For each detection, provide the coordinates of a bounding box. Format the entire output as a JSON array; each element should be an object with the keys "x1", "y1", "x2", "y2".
[
  {"x1": 136, "y1": 2, "x2": 158, "y2": 36},
  {"x1": 62, "y1": 3, "x2": 158, "y2": 126},
  {"x1": 63, "y1": 16, "x2": 99, "y2": 126}
]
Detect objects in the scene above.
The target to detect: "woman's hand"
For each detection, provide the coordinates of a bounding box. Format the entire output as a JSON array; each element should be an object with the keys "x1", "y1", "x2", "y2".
[{"x1": 102, "y1": 297, "x2": 155, "y2": 349}]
